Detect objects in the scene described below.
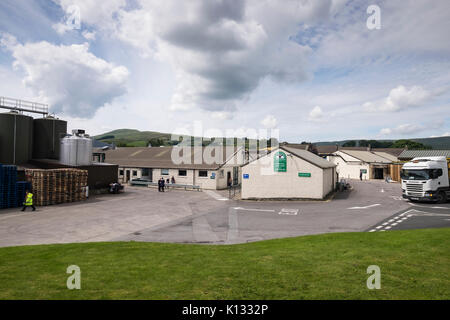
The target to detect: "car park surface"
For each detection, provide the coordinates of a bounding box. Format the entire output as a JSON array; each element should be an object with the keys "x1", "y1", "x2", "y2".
[{"x1": 0, "y1": 180, "x2": 448, "y2": 247}]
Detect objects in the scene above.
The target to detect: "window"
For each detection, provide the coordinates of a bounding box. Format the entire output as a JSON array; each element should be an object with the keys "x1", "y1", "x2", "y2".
[
  {"x1": 219, "y1": 170, "x2": 224, "y2": 178},
  {"x1": 132, "y1": 170, "x2": 137, "y2": 176},
  {"x1": 119, "y1": 170, "x2": 124, "y2": 176},
  {"x1": 161, "y1": 169, "x2": 169, "y2": 175},
  {"x1": 142, "y1": 168, "x2": 150, "y2": 176},
  {"x1": 199, "y1": 170, "x2": 208, "y2": 177},
  {"x1": 178, "y1": 170, "x2": 187, "y2": 176},
  {"x1": 400, "y1": 169, "x2": 432, "y2": 180}
]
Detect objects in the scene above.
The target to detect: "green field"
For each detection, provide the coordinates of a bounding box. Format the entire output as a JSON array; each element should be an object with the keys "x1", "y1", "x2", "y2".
[{"x1": 0, "y1": 229, "x2": 448, "y2": 300}]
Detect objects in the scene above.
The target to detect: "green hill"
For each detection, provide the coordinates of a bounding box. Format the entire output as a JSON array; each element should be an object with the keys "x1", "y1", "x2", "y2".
[
  {"x1": 314, "y1": 136, "x2": 450, "y2": 149},
  {"x1": 94, "y1": 129, "x2": 277, "y2": 148}
]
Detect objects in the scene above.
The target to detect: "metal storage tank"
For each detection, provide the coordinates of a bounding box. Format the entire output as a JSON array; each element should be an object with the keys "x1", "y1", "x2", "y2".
[
  {"x1": 32, "y1": 116, "x2": 67, "y2": 160},
  {"x1": 60, "y1": 130, "x2": 93, "y2": 166},
  {"x1": 0, "y1": 111, "x2": 33, "y2": 165}
]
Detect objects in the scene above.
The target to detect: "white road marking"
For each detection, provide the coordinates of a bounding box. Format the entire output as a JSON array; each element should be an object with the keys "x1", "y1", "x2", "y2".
[
  {"x1": 348, "y1": 204, "x2": 381, "y2": 210},
  {"x1": 408, "y1": 203, "x2": 450, "y2": 210},
  {"x1": 233, "y1": 207, "x2": 275, "y2": 212},
  {"x1": 368, "y1": 207, "x2": 450, "y2": 233},
  {"x1": 278, "y1": 208, "x2": 299, "y2": 216},
  {"x1": 203, "y1": 190, "x2": 229, "y2": 201},
  {"x1": 226, "y1": 208, "x2": 239, "y2": 244}
]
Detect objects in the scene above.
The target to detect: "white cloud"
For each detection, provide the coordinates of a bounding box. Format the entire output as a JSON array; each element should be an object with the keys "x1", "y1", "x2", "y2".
[
  {"x1": 211, "y1": 111, "x2": 233, "y2": 121},
  {"x1": 82, "y1": 30, "x2": 96, "y2": 40},
  {"x1": 52, "y1": 22, "x2": 74, "y2": 35},
  {"x1": 308, "y1": 106, "x2": 325, "y2": 121},
  {"x1": 363, "y1": 85, "x2": 432, "y2": 112},
  {"x1": 54, "y1": 0, "x2": 126, "y2": 29},
  {"x1": 1, "y1": 34, "x2": 129, "y2": 118},
  {"x1": 379, "y1": 124, "x2": 425, "y2": 136},
  {"x1": 54, "y1": 0, "x2": 342, "y2": 113},
  {"x1": 261, "y1": 115, "x2": 278, "y2": 129}
]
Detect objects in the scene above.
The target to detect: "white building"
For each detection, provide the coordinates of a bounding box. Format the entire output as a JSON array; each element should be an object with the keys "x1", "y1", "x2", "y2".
[
  {"x1": 327, "y1": 150, "x2": 396, "y2": 180},
  {"x1": 103, "y1": 146, "x2": 245, "y2": 190},
  {"x1": 241, "y1": 146, "x2": 337, "y2": 200}
]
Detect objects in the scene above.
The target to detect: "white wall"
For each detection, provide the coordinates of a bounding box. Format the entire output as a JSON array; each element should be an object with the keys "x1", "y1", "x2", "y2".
[
  {"x1": 241, "y1": 149, "x2": 330, "y2": 199},
  {"x1": 327, "y1": 154, "x2": 370, "y2": 180}
]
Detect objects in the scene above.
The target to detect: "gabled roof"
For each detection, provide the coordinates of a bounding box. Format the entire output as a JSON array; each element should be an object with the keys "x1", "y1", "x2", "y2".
[
  {"x1": 337, "y1": 150, "x2": 392, "y2": 163},
  {"x1": 398, "y1": 149, "x2": 450, "y2": 160},
  {"x1": 372, "y1": 151, "x2": 399, "y2": 162},
  {"x1": 281, "y1": 146, "x2": 335, "y2": 169},
  {"x1": 103, "y1": 146, "x2": 243, "y2": 169},
  {"x1": 316, "y1": 145, "x2": 404, "y2": 157}
]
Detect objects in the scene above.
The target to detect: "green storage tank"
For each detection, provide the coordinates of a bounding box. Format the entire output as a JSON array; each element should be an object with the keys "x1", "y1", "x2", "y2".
[
  {"x1": 32, "y1": 116, "x2": 67, "y2": 159},
  {"x1": 0, "y1": 111, "x2": 34, "y2": 165}
]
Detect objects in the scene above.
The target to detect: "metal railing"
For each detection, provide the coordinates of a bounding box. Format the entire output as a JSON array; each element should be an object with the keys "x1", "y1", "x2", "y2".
[
  {"x1": 0, "y1": 96, "x2": 48, "y2": 115},
  {"x1": 129, "y1": 179, "x2": 201, "y2": 191},
  {"x1": 228, "y1": 184, "x2": 241, "y2": 199}
]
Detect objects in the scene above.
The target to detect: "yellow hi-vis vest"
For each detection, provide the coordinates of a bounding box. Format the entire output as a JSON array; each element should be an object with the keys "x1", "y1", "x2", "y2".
[{"x1": 25, "y1": 193, "x2": 33, "y2": 206}]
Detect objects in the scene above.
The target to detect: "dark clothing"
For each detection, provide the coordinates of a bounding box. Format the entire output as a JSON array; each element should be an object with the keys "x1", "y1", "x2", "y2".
[
  {"x1": 21, "y1": 205, "x2": 35, "y2": 211},
  {"x1": 360, "y1": 173, "x2": 363, "y2": 181},
  {"x1": 158, "y1": 179, "x2": 165, "y2": 192},
  {"x1": 171, "y1": 177, "x2": 175, "y2": 184}
]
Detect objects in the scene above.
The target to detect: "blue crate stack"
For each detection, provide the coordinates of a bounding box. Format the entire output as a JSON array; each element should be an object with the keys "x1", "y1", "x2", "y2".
[{"x1": 0, "y1": 164, "x2": 19, "y2": 209}]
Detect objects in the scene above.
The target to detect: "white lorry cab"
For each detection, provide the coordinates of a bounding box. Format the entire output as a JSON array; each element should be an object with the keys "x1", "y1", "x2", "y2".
[{"x1": 401, "y1": 156, "x2": 450, "y2": 203}]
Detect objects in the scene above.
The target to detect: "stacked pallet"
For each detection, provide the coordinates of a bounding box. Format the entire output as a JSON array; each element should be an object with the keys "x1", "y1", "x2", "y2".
[
  {"x1": 25, "y1": 169, "x2": 88, "y2": 206},
  {"x1": 0, "y1": 164, "x2": 18, "y2": 209}
]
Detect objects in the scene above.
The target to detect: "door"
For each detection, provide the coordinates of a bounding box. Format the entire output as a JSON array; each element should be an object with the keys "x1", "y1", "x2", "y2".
[
  {"x1": 227, "y1": 171, "x2": 231, "y2": 187},
  {"x1": 126, "y1": 170, "x2": 130, "y2": 183}
]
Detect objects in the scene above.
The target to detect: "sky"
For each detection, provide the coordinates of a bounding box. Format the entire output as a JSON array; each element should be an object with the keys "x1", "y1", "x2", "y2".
[{"x1": 0, "y1": 0, "x2": 449, "y2": 142}]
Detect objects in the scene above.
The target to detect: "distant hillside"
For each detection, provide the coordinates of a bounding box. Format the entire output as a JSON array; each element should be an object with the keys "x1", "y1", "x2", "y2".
[
  {"x1": 314, "y1": 136, "x2": 450, "y2": 149},
  {"x1": 94, "y1": 129, "x2": 277, "y2": 148},
  {"x1": 94, "y1": 129, "x2": 174, "y2": 147}
]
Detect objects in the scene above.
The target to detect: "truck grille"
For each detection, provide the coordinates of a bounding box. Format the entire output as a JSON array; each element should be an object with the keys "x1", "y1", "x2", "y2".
[{"x1": 406, "y1": 183, "x2": 423, "y2": 196}]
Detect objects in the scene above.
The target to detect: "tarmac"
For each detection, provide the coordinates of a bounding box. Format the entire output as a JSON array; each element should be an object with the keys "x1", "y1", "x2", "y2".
[{"x1": 0, "y1": 180, "x2": 448, "y2": 247}]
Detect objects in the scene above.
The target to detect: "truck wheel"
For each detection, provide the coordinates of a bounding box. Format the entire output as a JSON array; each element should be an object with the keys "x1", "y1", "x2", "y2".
[{"x1": 436, "y1": 192, "x2": 446, "y2": 204}]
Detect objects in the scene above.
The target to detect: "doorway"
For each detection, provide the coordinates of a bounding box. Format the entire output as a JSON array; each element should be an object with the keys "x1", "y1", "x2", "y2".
[
  {"x1": 126, "y1": 170, "x2": 130, "y2": 183},
  {"x1": 373, "y1": 168, "x2": 384, "y2": 179},
  {"x1": 227, "y1": 171, "x2": 231, "y2": 187}
]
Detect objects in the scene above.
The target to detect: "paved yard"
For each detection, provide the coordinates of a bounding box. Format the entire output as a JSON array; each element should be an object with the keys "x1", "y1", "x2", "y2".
[{"x1": 0, "y1": 180, "x2": 447, "y2": 247}]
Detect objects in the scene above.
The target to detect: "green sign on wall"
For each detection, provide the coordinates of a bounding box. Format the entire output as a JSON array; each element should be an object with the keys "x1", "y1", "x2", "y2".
[
  {"x1": 298, "y1": 172, "x2": 311, "y2": 177},
  {"x1": 274, "y1": 151, "x2": 287, "y2": 172}
]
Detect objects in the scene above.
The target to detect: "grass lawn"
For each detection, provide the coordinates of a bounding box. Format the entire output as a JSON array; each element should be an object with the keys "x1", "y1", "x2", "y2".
[{"x1": 0, "y1": 228, "x2": 448, "y2": 299}]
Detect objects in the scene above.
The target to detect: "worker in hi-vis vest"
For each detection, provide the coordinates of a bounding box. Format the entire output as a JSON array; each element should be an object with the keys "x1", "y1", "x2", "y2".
[{"x1": 21, "y1": 190, "x2": 36, "y2": 212}]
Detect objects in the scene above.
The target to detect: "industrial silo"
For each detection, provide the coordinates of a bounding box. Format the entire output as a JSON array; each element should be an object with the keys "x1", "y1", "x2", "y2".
[
  {"x1": 0, "y1": 111, "x2": 33, "y2": 165},
  {"x1": 32, "y1": 116, "x2": 67, "y2": 159},
  {"x1": 60, "y1": 130, "x2": 93, "y2": 166}
]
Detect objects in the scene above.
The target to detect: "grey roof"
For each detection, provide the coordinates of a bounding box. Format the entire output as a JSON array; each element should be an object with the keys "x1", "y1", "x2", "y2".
[
  {"x1": 281, "y1": 146, "x2": 336, "y2": 169},
  {"x1": 398, "y1": 149, "x2": 450, "y2": 160},
  {"x1": 316, "y1": 145, "x2": 405, "y2": 157},
  {"x1": 373, "y1": 151, "x2": 399, "y2": 162},
  {"x1": 103, "y1": 146, "x2": 243, "y2": 169},
  {"x1": 338, "y1": 150, "x2": 392, "y2": 163}
]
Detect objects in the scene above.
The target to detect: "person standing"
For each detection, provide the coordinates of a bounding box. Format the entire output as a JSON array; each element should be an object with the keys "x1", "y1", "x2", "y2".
[
  {"x1": 158, "y1": 177, "x2": 163, "y2": 192},
  {"x1": 21, "y1": 190, "x2": 36, "y2": 212},
  {"x1": 360, "y1": 171, "x2": 363, "y2": 181},
  {"x1": 171, "y1": 176, "x2": 175, "y2": 184},
  {"x1": 161, "y1": 177, "x2": 165, "y2": 192}
]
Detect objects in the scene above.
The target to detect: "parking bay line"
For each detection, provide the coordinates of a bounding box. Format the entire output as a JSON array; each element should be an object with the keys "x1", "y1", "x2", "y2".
[{"x1": 348, "y1": 204, "x2": 381, "y2": 210}]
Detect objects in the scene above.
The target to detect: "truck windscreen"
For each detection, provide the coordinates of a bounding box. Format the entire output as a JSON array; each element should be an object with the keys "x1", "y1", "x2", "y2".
[{"x1": 400, "y1": 169, "x2": 431, "y2": 180}]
